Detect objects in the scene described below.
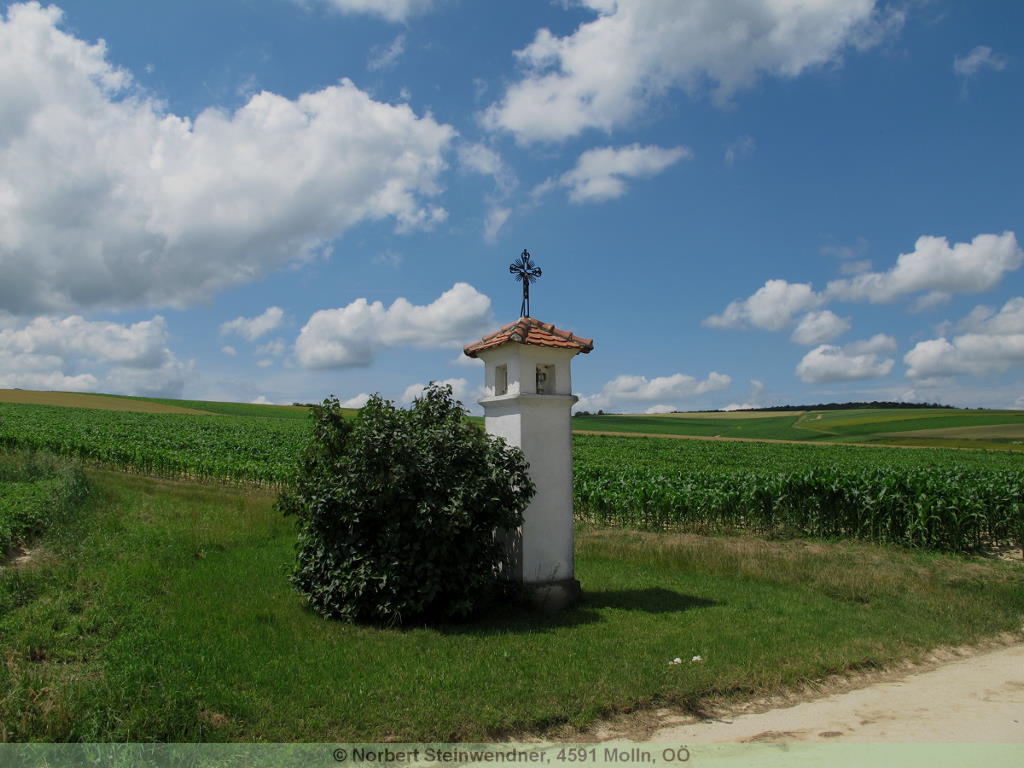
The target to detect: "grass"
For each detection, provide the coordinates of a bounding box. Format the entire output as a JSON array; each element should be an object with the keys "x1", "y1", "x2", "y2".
[
  {"x1": 0, "y1": 452, "x2": 89, "y2": 556},
  {"x1": 2, "y1": 467, "x2": 1022, "y2": 742}
]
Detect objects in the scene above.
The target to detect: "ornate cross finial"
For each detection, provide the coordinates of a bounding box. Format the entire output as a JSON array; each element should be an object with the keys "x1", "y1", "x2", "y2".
[{"x1": 509, "y1": 249, "x2": 542, "y2": 318}]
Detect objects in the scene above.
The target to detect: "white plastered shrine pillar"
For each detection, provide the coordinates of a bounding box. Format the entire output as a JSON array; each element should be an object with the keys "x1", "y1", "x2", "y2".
[{"x1": 464, "y1": 318, "x2": 593, "y2": 611}]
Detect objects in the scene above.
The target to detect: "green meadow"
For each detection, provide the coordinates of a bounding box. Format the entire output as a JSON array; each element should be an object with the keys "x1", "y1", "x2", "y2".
[
  {"x1": 3, "y1": 470, "x2": 1022, "y2": 742},
  {"x1": 0, "y1": 389, "x2": 1022, "y2": 741}
]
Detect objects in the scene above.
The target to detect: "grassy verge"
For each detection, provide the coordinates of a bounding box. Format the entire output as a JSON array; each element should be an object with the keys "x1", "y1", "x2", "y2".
[
  {"x1": 1, "y1": 469, "x2": 1022, "y2": 742},
  {"x1": 0, "y1": 452, "x2": 88, "y2": 557}
]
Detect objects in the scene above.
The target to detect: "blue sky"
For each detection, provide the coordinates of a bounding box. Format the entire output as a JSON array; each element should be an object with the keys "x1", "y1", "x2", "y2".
[{"x1": 1, "y1": 0, "x2": 1021, "y2": 412}]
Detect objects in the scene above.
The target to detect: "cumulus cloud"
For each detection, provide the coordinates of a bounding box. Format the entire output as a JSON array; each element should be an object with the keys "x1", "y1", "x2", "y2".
[
  {"x1": 904, "y1": 297, "x2": 1024, "y2": 378},
  {"x1": 796, "y1": 335, "x2": 896, "y2": 383},
  {"x1": 953, "y1": 45, "x2": 1009, "y2": 77},
  {"x1": 645, "y1": 404, "x2": 676, "y2": 414},
  {"x1": 790, "y1": 310, "x2": 852, "y2": 346},
  {"x1": 826, "y1": 232, "x2": 1022, "y2": 304},
  {"x1": 339, "y1": 393, "x2": 372, "y2": 409},
  {"x1": 576, "y1": 371, "x2": 731, "y2": 412},
  {"x1": 316, "y1": 0, "x2": 434, "y2": 23},
  {"x1": 0, "y1": 3, "x2": 454, "y2": 315},
  {"x1": 221, "y1": 345, "x2": 237, "y2": 356},
  {"x1": 400, "y1": 378, "x2": 482, "y2": 408},
  {"x1": 220, "y1": 307, "x2": 284, "y2": 341},
  {"x1": 295, "y1": 283, "x2": 493, "y2": 369},
  {"x1": 482, "y1": 0, "x2": 901, "y2": 142},
  {"x1": 705, "y1": 280, "x2": 824, "y2": 332},
  {"x1": 845, "y1": 333, "x2": 898, "y2": 356},
  {"x1": 0, "y1": 314, "x2": 191, "y2": 396},
  {"x1": 722, "y1": 403, "x2": 759, "y2": 412},
  {"x1": 553, "y1": 144, "x2": 690, "y2": 203}
]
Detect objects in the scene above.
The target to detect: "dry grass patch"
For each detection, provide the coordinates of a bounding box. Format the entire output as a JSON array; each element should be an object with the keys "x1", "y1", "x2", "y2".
[{"x1": 0, "y1": 389, "x2": 210, "y2": 415}]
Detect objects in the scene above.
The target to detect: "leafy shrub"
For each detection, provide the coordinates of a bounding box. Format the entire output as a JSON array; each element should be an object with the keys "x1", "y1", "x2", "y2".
[{"x1": 277, "y1": 384, "x2": 535, "y2": 625}]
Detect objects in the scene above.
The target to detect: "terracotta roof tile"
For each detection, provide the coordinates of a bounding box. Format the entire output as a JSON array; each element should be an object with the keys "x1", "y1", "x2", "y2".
[{"x1": 464, "y1": 317, "x2": 594, "y2": 358}]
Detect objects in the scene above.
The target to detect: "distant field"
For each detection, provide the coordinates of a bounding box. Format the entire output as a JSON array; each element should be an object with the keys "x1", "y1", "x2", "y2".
[
  {"x1": 572, "y1": 408, "x2": 1024, "y2": 450},
  {"x1": 658, "y1": 410, "x2": 804, "y2": 420},
  {"x1": 133, "y1": 397, "x2": 314, "y2": 420},
  {"x1": 4, "y1": 390, "x2": 1022, "y2": 451},
  {"x1": 0, "y1": 389, "x2": 209, "y2": 415}
]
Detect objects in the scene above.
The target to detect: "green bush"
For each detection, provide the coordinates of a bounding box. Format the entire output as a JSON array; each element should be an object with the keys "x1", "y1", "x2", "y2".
[{"x1": 277, "y1": 384, "x2": 534, "y2": 625}]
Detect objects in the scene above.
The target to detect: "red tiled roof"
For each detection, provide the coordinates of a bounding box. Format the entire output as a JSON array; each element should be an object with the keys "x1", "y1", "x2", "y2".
[{"x1": 464, "y1": 317, "x2": 594, "y2": 358}]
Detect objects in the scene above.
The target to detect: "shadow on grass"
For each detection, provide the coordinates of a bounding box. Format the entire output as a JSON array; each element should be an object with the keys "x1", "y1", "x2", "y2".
[
  {"x1": 582, "y1": 587, "x2": 720, "y2": 613},
  {"x1": 438, "y1": 587, "x2": 720, "y2": 636}
]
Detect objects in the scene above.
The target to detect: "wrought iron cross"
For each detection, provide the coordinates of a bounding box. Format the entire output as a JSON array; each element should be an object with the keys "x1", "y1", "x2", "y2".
[{"x1": 509, "y1": 249, "x2": 542, "y2": 317}]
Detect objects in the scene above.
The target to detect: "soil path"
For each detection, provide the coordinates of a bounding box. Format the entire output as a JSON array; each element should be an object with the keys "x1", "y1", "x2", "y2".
[{"x1": 640, "y1": 643, "x2": 1024, "y2": 743}]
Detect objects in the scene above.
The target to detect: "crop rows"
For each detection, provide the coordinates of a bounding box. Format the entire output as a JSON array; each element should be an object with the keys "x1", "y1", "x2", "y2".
[
  {"x1": 1, "y1": 403, "x2": 1021, "y2": 552},
  {"x1": 574, "y1": 436, "x2": 1024, "y2": 553},
  {"x1": 0, "y1": 403, "x2": 305, "y2": 486}
]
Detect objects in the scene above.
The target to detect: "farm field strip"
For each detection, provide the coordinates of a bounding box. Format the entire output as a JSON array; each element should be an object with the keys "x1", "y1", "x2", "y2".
[
  {"x1": 575, "y1": 435, "x2": 1024, "y2": 554},
  {"x1": 0, "y1": 402, "x2": 305, "y2": 485},
  {"x1": 1, "y1": 400, "x2": 1021, "y2": 554},
  {"x1": 0, "y1": 388, "x2": 211, "y2": 415}
]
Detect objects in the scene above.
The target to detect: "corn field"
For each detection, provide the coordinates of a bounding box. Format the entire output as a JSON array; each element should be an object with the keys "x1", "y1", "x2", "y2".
[
  {"x1": 1, "y1": 403, "x2": 1021, "y2": 552},
  {"x1": 574, "y1": 435, "x2": 1024, "y2": 553}
]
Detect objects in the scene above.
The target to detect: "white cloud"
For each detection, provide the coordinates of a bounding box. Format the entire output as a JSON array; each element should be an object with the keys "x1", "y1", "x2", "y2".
[
  {"x1": 724, "y1": 135, "x2": 755, "y2": 166},
  {"x1": 645, "y1": 404, "x2": 676, "y2": 414},
  {"x1": 222, "y1": 345, "x2": 237, "y2": 356},
  {"x1": 367, "y1": 34, "x2": 405, "y2": 72},
  {"x1": 839, "y1": 259, "x2": 872, "y2": 276},
  {"x1": 250, "y1": 395, "x2": 272, "y2": 405},
  {"x1": 221, "y1": 307, "x2": 284, "y2": 341},
  {"x1": 339, "y1": 393, "x2": 372, "y2": 409},
  {"x1": 256, "y1": 359, "x2": 273, "y2": 368},
  {"x1": 0, "y1": 4, "x2": 454, "y2": 315},
  {"x1": 705, "y1": 280, "x2": 824, "y2": 332},
  {"x1": 482, "y1": 0, "x2": 900, "y2": 142},
  {"x1": 576, "y1": 371, "x2": 731, "y2": 412},
  {"x1": 845, "y1": 333, "x2": 897, "y2": 356},
  {"x1": 317, "y1": 0, "x2": 434, "y2": 23},
  {"x1": 256, "y1": 339, "x2": 286, "y2": 357},
  {"x1": 953, "y1": 45, "x2": 1009, "y2": 77},
  {"x1": 796, "y1": 336, "x2": 896, "y2": 383},
  {"x1": 451, "y1": 352, "x2": 484, "y2": 367},
  {"x1": 747, "y1": 378, "x2": 766, "y2": 399},
  {"x1": 826, "y1": 232, "x2": 1022, "y2": 304},
  {"x1": 790, "y1": 310, "x2": 852, "y2": 345},
  {"x1": 483, "y1": 206, "x2": 512, "y2": 244},
  {"x1": 555, "y1": 144, "x2": 690, "y2": 203},
  {"x1": 400, "y1": 377, "x2": 482, "y2": 407},
  {"x1": 458, "y1": 142, "x2": 517, "y2": 195},
  {"x1": 295, "y1": 282, "x2": 493, "y2": 369},
  {"x1": 0, "y1": 314, "x2": 191, "y2": 397},
  {"x1": 457, "y1": 143, "x2": 518, "y2": 242},
  {"x1": 904, "y1": 297, "x2": 1024, "y2": 379}
]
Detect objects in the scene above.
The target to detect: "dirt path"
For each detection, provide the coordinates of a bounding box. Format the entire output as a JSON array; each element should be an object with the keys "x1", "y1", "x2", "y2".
[{"x1": 634, "y1": 643, "x2": 1024, "y2": 743}]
